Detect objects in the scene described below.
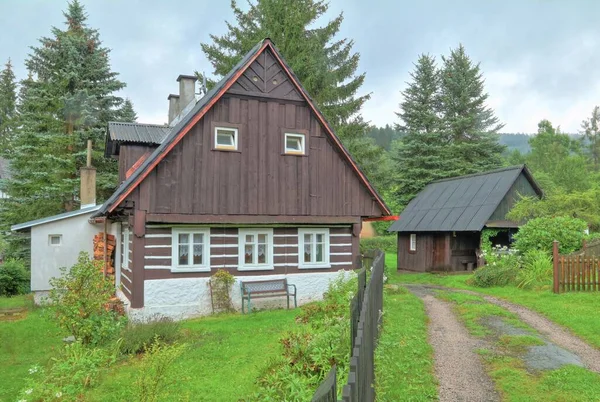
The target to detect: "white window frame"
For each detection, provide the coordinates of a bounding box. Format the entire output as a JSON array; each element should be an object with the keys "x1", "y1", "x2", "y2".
[
  {"x1": 238, "y1": 228, "x2": 274, "y2": 271},
  {"x1": 171, "y1": 228, "x2": 211, "y2": 272},
  {"x1": 284, "y1": 133, "x2": 305, "y2": 155},
  {"x1": 48, "y1": 234, "x2": 62, "y2": 246},
  {"x1": 409, "y1": 234, "x2": 417, "y2": 252},
  {"x1": 298, "y1": 228, "x2": 330, "y2": 269},
  {"x1": 123, "y1": 228, "x2": 130, "y2": 269},
  {"x1": 214, "y1": 126, "x2": 238, "y2": 151}
]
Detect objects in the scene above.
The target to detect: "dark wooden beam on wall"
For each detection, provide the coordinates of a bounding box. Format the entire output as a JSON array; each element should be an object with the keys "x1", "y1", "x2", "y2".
[
  {"x1": 145, "y1": 213, "x2": 361, "y2": 225},
  {"x1": 131, "y1": 209, "x2": 146, "y2": 309}
]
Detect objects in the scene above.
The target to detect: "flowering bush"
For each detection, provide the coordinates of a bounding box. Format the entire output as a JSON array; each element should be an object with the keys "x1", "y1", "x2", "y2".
[{"x1": 471, "y1": 245, "x2": 521, "y2": 288}]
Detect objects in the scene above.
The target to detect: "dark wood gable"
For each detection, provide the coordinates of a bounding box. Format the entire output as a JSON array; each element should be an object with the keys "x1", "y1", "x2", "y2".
[
  {"x1": 226, "y1": 48, "x2": 303, "y2": 102},
  {"x1": 489, "y1": 171, "x2": 540, "y2": 221}
]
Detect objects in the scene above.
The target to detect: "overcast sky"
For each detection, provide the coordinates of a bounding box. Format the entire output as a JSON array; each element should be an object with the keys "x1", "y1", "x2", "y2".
[{"x1": 1, "y1": 0, "x2": 599, "y2": 133}]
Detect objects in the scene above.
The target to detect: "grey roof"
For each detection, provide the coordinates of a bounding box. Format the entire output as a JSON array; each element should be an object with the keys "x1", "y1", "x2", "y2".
[
  {"x1": 11, "y1": 205, "x2": 101, "y2": 231},
  {"x1": 93, "y1": 40, "x2": 266, "y2": 218},
  {"x1": 107, "y1": 122, "x2": 170, "y2": 144},
  {"x1": 388, "y1": 165, "x2": 542, "y2": 233}
]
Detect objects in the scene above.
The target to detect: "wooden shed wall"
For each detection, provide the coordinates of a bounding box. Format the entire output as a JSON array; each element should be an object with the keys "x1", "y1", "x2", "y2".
[
  {"x1": 127, "y1": 96, "x2": 381, "y2": 218},
  {"x1": 489, "y1": 172, "x2": 539, "y2": 221},
  {"x1": 397, "y1": 233, "x2": 436, "y2": 272}
]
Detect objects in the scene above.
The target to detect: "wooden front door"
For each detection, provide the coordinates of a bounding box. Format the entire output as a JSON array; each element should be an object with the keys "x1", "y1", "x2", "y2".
[{"x1": 432, "y1": 235, "x2": 447, "y2": 268}]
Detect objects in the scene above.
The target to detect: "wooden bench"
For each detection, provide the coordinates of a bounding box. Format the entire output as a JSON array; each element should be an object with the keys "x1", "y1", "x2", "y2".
[{"x1": 240, "y1": 278, "x2": 297, "y2": 314}]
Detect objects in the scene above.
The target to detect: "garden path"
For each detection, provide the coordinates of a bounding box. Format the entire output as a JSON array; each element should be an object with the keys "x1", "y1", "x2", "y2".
[{"x1": 406, "y1": 285, "x2": 499, "y2": 402}]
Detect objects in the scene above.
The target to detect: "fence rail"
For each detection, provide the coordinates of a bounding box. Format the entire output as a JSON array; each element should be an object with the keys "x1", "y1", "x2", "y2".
[
  {"x1": 311, "y1": 250, "x2": 385, "y2": 402},
  {"x1": 553, "y1": 241, "x2": 600, "y2": 293}
]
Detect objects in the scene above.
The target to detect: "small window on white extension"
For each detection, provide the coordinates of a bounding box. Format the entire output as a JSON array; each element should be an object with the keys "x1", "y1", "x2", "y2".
[
  {"x1": 238, "y1": 229, "x2": 273, "y2": 271},
  {"x1": 172, "y1": 228, "x2": 210, "y2": 272},
  {"x1": 215, "y1": 127, "x2": 238, "y2": 150},
  {"x1": 409, "y1": 234, "x2": 417, "y2": 252},
  {"x1": 48, "y1": 235, "x2": 62, "y2": 246},
  {"x1": 299, "y1": 228, "x2": 330, "y2": 269},
  {"x1": 284, "y1": 133, "x2": 305, "y2": 155}
]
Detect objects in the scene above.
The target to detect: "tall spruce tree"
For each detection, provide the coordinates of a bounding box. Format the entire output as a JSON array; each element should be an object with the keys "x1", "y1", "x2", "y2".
[
  {"x1": 439, "y1": 44, "x2": 505, "y2": 174},
  {"x1": 117, "y1": 98, "x2": 138, "y2": 122},
  {"x1": 391, "y1": 54, "x2": 459, "y2": 209},
  {"x1": 3, "y1": 0, "x2": 124, "y2": 226},
  {"x1": 0, "y1": 59, "x2": 17, "y2": 152},
  {"x1": 200, "y1": 0, "x2": 387, "y2": 188},
  {"x1": 580, "y1": 106, "x2": 600, "y2": 170}
]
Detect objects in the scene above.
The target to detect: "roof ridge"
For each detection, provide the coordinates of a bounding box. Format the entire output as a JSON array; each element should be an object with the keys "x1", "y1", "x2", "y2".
[{"x1": 431, "y1": 165, "x2": 524, "y2": 184}]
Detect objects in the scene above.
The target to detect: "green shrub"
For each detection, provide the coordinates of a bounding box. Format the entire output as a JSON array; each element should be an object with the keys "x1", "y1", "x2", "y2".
[
  {"x1": 120, "y1": 318, "x2": 181, "y2": 355},
  {"x1": 0, "y1": 259, "x2": 29, "y2": 296},
  {"x1": 471, "y1": 252, "x2": 521, "y2": 288},
  {"x1": 517, "y1": 250, "x2": 553, "y2": 289},
  {"x1": 209, "y1": 269, "x2": 235, "y2": 313},
  {"x1": 254, "y1": 271, "x2": 357, "y2": 400},
  {"x1": 49, "y1": 252, "x2": 127, "y2": 346},
  {"x1": 134, "y1": 338, "x2": 186, "y2": 402},
  {"x1": 513, "y1": 216, "x2": 587, "y2": 255},
  {"x1": 18, "y1": 341, "x2": 120, "y2": 401},
  {"x1": 360, "y1": 236, "x2": 397, "y2": 254}
]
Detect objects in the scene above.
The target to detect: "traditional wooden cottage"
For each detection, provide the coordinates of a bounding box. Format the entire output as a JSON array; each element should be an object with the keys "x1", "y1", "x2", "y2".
[
  {"x1": 91, "y1": 39, "x2": 390, "y2": 319},
  {"x1": 388, "y1": 165, "x2": 542, "y2": 272}
]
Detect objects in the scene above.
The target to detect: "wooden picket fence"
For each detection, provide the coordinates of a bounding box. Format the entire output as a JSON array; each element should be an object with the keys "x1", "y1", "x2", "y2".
[{"x1": 553, "y1": 240, "x2": 600, "y2": 293}]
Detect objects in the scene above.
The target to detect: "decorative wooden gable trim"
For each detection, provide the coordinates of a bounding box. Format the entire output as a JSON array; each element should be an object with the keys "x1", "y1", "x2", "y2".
[
  {"x1": 226, "y1": 48, "x2": 303, "y2": 102},
  {"x1": 102, "y1": 39, "x2": 390, "y2": 217}
]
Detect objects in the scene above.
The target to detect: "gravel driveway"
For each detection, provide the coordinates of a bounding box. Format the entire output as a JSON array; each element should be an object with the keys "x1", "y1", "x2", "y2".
[{"x1": 406, "y1": 285, "x2": 500, "y2": 402}]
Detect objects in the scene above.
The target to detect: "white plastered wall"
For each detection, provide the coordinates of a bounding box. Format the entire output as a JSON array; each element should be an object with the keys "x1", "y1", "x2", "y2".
[{"x1": 120, "y1": 270, "x2": 354, "y2": 322}]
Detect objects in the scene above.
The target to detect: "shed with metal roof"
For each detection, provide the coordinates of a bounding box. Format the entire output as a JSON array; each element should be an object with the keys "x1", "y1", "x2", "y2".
[{"x1": 389, "y1": 165, "x2": 542, "y2": 272}]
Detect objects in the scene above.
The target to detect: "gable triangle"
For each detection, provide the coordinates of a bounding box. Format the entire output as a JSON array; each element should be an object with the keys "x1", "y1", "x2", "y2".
[{"x1": 226, "y1": 48, "x2": 304, "y2": 102}]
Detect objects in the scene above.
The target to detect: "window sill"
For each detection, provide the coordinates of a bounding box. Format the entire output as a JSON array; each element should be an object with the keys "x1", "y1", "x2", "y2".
[
  {"x1": 299, "y1": 264, "x2": 331, "y2": 270},
  {"x1": 171, "y1": 266, "x2": 211, "y2": 273},
  {"x1": 282, "y1": 152, "x2": 308, "y2": 157},
  {"x1": 213, "y1": 147, "x2": 241, "y2": 153},
  {"x1": 237, "y1": 266, "x2": 275, "y2": 272}
]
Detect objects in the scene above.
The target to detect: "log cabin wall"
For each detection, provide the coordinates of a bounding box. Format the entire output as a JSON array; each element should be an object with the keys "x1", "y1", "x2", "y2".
[
  {"x1": 124, "y1": 95, "x2": 380, "y2": 218},
  {"x1": 140, "y1": 225, "x2": 355, "y2": 280}
]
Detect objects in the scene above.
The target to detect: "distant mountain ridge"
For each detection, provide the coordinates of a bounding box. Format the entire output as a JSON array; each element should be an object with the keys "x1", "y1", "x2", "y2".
[{"x1": 366, "y1": 126, "x2": 579, "y2": 155}]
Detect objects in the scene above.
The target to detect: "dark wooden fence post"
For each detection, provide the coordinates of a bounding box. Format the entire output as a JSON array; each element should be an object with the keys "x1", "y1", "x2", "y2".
[{"x1": 553, "y1": 240, "x2": 560, "y2": 294}]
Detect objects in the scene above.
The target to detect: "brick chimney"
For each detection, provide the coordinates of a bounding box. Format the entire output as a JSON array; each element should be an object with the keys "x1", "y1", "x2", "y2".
[
  {"x1": 80, "y1": 139, "x2": 96, "y2": 208},
  {"x1": 167, "y1": 94, "x2": 180, "y2": 124}
]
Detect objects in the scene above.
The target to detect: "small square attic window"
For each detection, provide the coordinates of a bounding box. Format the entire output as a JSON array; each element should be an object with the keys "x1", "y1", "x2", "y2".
[
  {"x1": 49, "y1": 235, "x2": 62, "y2": 246},
  {"x1": 215, "y1": 127, "x2": 238, "y2": 150},
  {"x1": 284, "y1": 133, "x2": 305, "y2": 155}
]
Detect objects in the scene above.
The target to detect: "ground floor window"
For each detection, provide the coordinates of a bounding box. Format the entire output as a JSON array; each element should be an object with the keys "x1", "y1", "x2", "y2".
[
  {"x1": 172, "y1": 228, "x2": 210, "y2": 271},
  {"x1": 299, "y1": 228, "x2": 330, "y2": 268},
  {"x1": 238, "y1": 228, "x2": 273, "y2": 270},
  {"x1": 410, "y1": 233, "x2": 417, "y2": 252}
]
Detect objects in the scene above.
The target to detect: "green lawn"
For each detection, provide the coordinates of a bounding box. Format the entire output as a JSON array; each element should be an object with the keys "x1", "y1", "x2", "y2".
[
  {"x1": 0, "y1": 295, "x2": 64, "y2": 401},
  {"x1": 387, "y1": 253, "x2": 600, "y2": 349},
  {"x1": 87, "y1": 309, "x2": 299, "y2": 402},
  {"x1": 0, "y1": 295, "x2": 299, "y2": 402},
  {"x1": 375, "y1": 286, "x2": 437, "y2": 401}
]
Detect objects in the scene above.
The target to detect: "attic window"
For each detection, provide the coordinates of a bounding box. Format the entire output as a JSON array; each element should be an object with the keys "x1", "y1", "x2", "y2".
[
  {"x1": 215, "y1": 127, "x2": 238, "y2": 150},
  {"x1": 49, "y1": 235, "x2": 62, "y2": 246},
  {"x1": 284, "y1": 133, "x2": 305, "y2": 155}
]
